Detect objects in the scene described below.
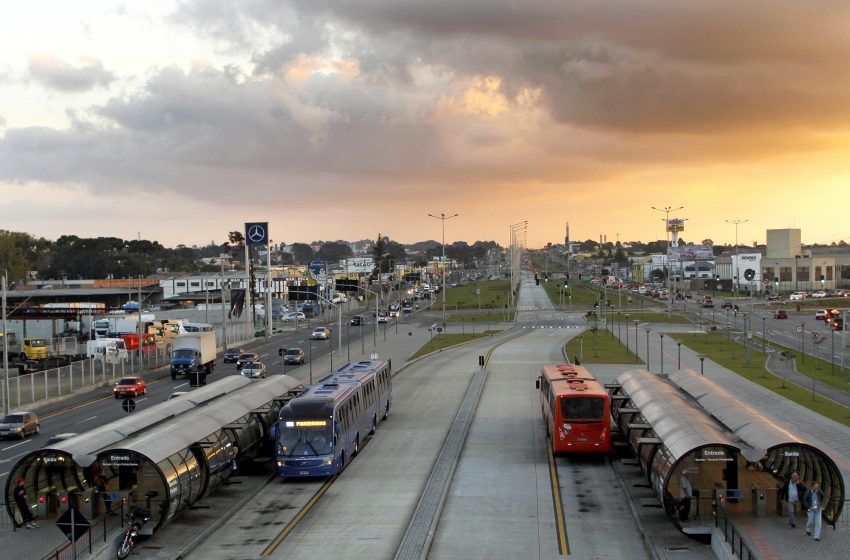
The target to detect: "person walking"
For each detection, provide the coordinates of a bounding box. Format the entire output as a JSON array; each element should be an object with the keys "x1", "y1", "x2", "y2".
[
  {"x1": 13, "y1": 478, "x2": 38, "y2": 529},
  {"x1": 803, "y1": 481, "x2": 825, "y2": 541},
  {"x1": 679, "y1": 470, "x2": 693, "y2": 522},
  {"x1": 779, "y1": 472, "x2": 805, "y2": 527}
]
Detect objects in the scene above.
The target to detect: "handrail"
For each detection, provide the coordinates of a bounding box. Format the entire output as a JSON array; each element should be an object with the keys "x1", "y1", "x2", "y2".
[{"x1": 715, "y1": 502, "x2": 758, "y2": 560}]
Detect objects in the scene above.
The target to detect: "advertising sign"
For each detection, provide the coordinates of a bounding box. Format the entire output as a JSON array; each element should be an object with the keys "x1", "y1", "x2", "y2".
[
  {"x1": 666, "y1": 219, "x2": 686, "y2": 233},
  {"x1": 244, "y1": 222, "x2": 269, "y2": 246},
  {"x1": 345, "y1": 258, "x2": 375, "y2": 274},
  {"x1": 667, "y1": 244, "x2": 714, "y2": 261}
]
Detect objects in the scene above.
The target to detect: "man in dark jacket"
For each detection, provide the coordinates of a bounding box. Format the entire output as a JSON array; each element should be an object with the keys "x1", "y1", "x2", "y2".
[
  {"x1": 13, "y1": 478, "x2": 38, "y2": 529},
  {"x1": 779, "y1": 473, "x2": 806, "y2": 528},
  {"x1": 803, "y1": 481, "x2": 825, "y2": 541}
]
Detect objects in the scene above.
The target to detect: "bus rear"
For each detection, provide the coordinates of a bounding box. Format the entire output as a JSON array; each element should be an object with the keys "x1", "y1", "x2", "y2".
[{"x1": 554, "y1": 385, "x2": 611, "y2": 453}]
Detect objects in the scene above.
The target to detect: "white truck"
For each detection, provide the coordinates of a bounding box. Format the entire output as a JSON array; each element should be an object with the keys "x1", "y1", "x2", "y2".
[
  {"x1": 92, "y1": 314, "x2": 156, "y2": 338},
  {"x1": 170, "y1": 332, "x2": 216, "y2": 379},
  {"x1": 86, "y1": 338, "x2": 129, "y2": 361}
]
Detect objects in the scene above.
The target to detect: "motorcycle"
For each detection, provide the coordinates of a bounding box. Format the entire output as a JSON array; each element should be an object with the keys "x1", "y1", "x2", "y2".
[{"x1": 116, "y1": 507, "x2": 150, "y2": 559}]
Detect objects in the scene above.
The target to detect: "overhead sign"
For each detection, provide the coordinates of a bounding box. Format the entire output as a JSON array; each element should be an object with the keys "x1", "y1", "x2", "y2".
[
  {"x1": 55, "y1": 506, "x2": 90, "y2": 542},
  {"x1": 666, "y1": 219, "x2": 686, "y2": 233},
  {"x1": 244, "y1": 222, "x2": 269, "y2": 246}
]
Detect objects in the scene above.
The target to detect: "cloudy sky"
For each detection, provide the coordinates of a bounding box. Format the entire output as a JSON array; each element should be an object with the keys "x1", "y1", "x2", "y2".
[{"x1": 1, "y1": 1, "x2": 849, "y2": 249}]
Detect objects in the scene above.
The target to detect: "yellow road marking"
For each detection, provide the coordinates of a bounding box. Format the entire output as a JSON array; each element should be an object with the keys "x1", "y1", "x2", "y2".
[
  {"x1": 261, "y1": 476, "x2": 336, "y2": 556},
  {"x1": 547, "y1": 436, "x2": 570, "y2": 555}
]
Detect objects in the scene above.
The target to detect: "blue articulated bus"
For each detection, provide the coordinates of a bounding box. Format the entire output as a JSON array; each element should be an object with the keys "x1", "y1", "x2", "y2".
[{"x1": 275, "y1": 360, "x2": 392, "y2": 477}]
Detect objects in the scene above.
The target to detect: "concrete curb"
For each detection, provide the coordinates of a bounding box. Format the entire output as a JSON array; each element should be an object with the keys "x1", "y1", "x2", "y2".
[
  {"x1": 401, "y1": 326, "x2": 520, "y2": 369},
  {"x1": 609, "y1": 458, "x2": 664, "y2": 560}
]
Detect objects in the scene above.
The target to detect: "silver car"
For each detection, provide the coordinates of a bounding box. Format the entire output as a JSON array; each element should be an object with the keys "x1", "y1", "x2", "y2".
[
  {"x1": 310, "y1": 327, "x2": 331, "y2": 340},
  {"x1": 0, "y1": 412, "x2": 40, "y2": 439},
  {"x1": 241, "y1": 361, "x2": 267, "y2": 379}
]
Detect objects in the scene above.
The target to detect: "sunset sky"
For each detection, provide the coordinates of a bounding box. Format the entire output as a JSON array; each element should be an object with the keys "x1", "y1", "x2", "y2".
[{"x1": 1, "y1": 1, "x2": 849, "y2": 249}]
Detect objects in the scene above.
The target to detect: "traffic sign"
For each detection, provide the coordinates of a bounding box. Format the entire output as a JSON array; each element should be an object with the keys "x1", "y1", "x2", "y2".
[
  {"x1": 743, "y1": 313, "x2": 749, "y2": 319},
  {"x1": 55, "y1": 506, "x2": 90, "y2": 542},
  {"x1": 122, "y1": 398, "x2": 136, "y2": 413},
  {"x1": 796, "y1": 326, "x2": 803, "y2": 333},
  {"x1": 811, "y1": 332, "x2": 821, "y2": 341}
]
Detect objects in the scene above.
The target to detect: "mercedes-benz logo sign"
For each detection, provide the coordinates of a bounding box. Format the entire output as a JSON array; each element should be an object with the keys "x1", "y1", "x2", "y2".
[{"x1": 247, "y1": 224, "x2": 266, "y2": 243}]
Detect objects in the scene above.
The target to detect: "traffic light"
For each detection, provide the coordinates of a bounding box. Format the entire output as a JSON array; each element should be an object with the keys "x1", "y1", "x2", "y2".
[
  {"x1": 820, "y1": 275, "x2": 825, "y2": 285},
  {"x1": 774, "y1": 277, "x2": 779, "y2": 287},
  {"x1": 564, "y1": 280, "x2": 569, "y2": 288}
]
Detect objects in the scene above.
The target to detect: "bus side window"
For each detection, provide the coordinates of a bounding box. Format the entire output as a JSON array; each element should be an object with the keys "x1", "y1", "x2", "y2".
[{"x1": 549, "y1": 388, "x2": 556, "y2": 416}]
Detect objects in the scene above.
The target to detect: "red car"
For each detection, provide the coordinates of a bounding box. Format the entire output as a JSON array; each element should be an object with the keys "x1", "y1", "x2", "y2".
[
  {"x1": 774, "y1": 310, "x2": 788, "y2": 319},
  {"x1": 113, "y1": 376, "x2": 147, "y2": 398}
]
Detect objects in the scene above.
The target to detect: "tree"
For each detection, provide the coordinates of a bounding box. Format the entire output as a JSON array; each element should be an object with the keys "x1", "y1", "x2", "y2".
[
  {"x1": 316, "y1": 241, "x2": 352, "y2": 264},
  {"x1": 226, "y1": 231, "x2": 245, "y2": 260},
  {"x1": 290, "y1": 243, "x2": 314, "y2": 264},
  {"x1": 0, "y1": 230, "x2": 30, "y2": 283},
  {"x1": 372, "y1": 234, "x2": 390, "y2": 273}
]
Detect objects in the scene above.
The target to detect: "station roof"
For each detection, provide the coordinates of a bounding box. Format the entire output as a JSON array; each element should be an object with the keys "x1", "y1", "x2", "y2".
[
  {"x1": 42, "y1": 376, "x2": 252, "y2": 466},
  {"x1": 617, "y1": 370, "x2": 739, "y2": 460},
  {"x1": 104, "y1": 375, "x2": 301, "y2": 465}
]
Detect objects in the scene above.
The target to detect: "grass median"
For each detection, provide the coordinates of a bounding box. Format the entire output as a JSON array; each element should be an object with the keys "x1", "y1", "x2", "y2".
[
  {"x1": 446, "y1": 311, "x2": 515, "y2": 323},
  {"x1": 670, "y1": 332, "x2": 850, "y2": 427},
  {"x1": 410, "y1": 331, "x2": 500, "y2": 360},
  {"x1": 443, "y1": 279, "x2": 510, "y2": 310},
  {"x1": 565, "y1": 327, "x2": 645, "y2": 365}
]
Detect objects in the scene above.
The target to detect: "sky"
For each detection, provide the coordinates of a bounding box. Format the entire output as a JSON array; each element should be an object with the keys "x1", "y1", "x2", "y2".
[{"x1": 1, "y1": 1, "x2": 849, "y2": 249}]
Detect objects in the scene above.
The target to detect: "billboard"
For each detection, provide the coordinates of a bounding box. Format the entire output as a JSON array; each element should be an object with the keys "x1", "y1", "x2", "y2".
[
  {"x1": 666, "y1": 219, "x2": 686, "y2": 233},
  {"x1": 344, "y1": 258, "x2": 375, "y2": 274},
  {"x1": 244, "y1": 222, "x2": 269, "y2": 246},
  {"x1": 667, "y1": 244, "x2": 714, "y2": 261}
]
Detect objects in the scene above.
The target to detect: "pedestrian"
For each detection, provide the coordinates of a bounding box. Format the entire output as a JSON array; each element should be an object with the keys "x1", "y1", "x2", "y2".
[
  {"x1": 13, "y1": 477, "x2": 38, "y2": 529},
  {"x1": 803, "y1": 481, "x2": 825, "y2": 541},
  {"x1": 679, "y1": 470, "x2": 693, "y2": 522},
  {"x1": 779, "y1": 472, "x2": 805, "y2": 527}
]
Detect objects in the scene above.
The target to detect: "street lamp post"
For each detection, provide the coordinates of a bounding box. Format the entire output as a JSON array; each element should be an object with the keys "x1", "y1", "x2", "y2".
[
  {"x1": 2, "y1": 270, "x2": 9, "y2": 416},
  {"x1": 659, "y1": 333, "x2": 664, "y2": 374},
  {"x1": 633, "y1": 320, "x2": 639, "y2": 362},
  {"x1": 645, "y1": 328, "x2": 651, "y2": 371},
  {"x1": 699, "y1": 354, "x2": 706, "y2": 375},
  {"x1": 651, "y1": 205, "x2": 684, "y2": 318},
  {"x1": 725, "y1": 218, "x2": 748, "y2": 299},
  {"x1": 430, "y1": 212, "x2": 460, "y2": 329},
  {"x1": 677, "y1": 342, "x2": 682, "y2": 370}
]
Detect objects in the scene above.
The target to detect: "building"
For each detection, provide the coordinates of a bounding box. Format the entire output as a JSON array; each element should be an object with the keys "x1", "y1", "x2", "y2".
[{"x1": 762, "y1": 229, "x2": 850, "y2": 293}]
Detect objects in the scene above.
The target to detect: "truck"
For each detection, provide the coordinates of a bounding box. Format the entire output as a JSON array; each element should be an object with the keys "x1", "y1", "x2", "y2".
[
  {"x1": 170, "y1": 332, "x2": 216, "y2": 380},
  {"x1": 91, "y1": 314, "x2": 156, "y2": 339},
  {"x1": 21, "y1": 338, "x2": 48, "y2": 361},
  {"x1": 120, "y1": 333, "x2": 157, "y2": 354},
  {"x1": 86, "y1": 338, "x2": 129, "y2": 361},
  {"x1": 0, "y1": 331, "x2": 20, "y2": 359}
]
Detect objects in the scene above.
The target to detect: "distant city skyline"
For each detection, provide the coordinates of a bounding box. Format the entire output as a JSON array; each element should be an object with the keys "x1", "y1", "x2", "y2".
[{"x1": 1, "y1": 3, "x2": 848, "y2": 248}]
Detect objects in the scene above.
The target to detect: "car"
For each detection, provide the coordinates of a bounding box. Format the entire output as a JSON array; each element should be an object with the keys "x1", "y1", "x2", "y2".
[
  {"x1": 389, "y1": 308, "x2": 400, "y2": 318},
  {"x1": 283, "y1": 347, "x2": 305, "y2": 365},
  {"x1": 701, "y1": 296, "x2": 714, "y2": 308},
  {"x1": 377, "y1": 313, "x2": 388, "y2": 324},
  {"x1": 350, "y1": 315, "x2": 363, "y2": 326},
  {"x1": 789, "y1": 292, "x2": 806, "y2": 301},
  {"x1": 223, "y1": 347, "x2": 245, "y2": 363},
  {"x1": 721, "y1": 301, "x2": 734, "y2": 309},
  {"x1": 0, "y1": 412, "x2": 40, "y2": 439},
  {"x1": 113, "y1": 376, "x2": 146, "y2": 398},
  {"x1": 311, "y1": 327, "x2": 331, "y2": 340},
  {"x1": 281, "y1": 312, "x2": 307, "y2": 322},
  {"x1": 168, "y1": 391, "x2": 189, "y2": 400},
  {"x1": 812, "y1": 291, "x2": 827, "y2": 299},
  {"x1": 766, "y1": 293, "x2": 782, "y2": 301},
  {"x1": 774, "y1": 310, "x2": 788, "y2": 319},
  {"x1": 237, "y1": 352, "x2": 260, "y2": 369},
  {"x1": 826, "y1": 308, "x2": 841, "y2": 318},
  {"x1": 815, "y1": 310, "x2": 828, "y2": 320},
  {"x1": 831, "y1": 317, "x2": 844, "y2": 331},
  {"x1": 43, "y1": 432, "x2": 78, "y2": 447},
  {"x1": 241, "y1": 361, "x2": 267, "y2": 378}
]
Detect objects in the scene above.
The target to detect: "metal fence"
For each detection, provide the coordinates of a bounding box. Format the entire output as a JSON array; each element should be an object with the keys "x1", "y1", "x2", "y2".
[
  {"x1": 41, "y1": 502, "x2": 126, "y2": 560},
  {"x1": 715, "y1": 502, "x2": 758, "y2": 560}
]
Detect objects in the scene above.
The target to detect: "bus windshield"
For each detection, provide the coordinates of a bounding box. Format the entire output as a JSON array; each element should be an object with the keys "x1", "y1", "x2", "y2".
[
  {"x1": 560, "y1": 396, "x2": 605, "y2": 422},
  {"x1": 278, "y1": 424, "x2": 333, "y2": 457}
]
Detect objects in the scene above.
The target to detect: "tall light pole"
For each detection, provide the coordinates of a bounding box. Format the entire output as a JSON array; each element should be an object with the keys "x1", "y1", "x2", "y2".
[
  {"x1": 725, "y1": 218, "x2": 748, "y2": 299},
  {"x1": 651, "y1": 206, "x2": 684, "y2": 316},
  {"x1": 429, "y1": 212, "x2": 459, "y2": 328},
  {"x1": 2, "y1": 270, "x2": 9, "y2": 416},
  {"x1": 508, "y1": 221, "x2": 527, "y2": 310}
]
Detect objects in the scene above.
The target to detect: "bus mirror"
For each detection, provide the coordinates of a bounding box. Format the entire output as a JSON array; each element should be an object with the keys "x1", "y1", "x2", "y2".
[{"x1": 535, "y1": 378, "x2": 540, "y2": 389}]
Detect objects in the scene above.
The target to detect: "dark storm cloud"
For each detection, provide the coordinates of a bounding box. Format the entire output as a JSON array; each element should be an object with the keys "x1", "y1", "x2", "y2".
[{"x1": 27, "y1": 54, "x2": 115, "y2": 92}]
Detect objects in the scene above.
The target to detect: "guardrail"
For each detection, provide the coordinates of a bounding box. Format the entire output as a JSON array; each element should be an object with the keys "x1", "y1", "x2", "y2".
[
  {"x1": 715, "y1": 502, "x2": 758, "y2": 560},
  {"x1": 41, "y1": 503, "x2": 126, "y2": 560}
]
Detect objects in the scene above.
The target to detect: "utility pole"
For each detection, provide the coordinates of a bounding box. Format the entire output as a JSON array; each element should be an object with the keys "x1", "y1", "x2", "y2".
[
  {"x1": 221, "y1": 254, "x2": 228, "y2": 351},
  {"x1": 429, "y1": 212, "x2": 459, "y2": 328},
  {"x1": 2, "y1": 270, "x2": 9, "y2": 416},
  {"x1": 651, "y1": 205, "x2": 684, "y2": 317},
  {"x1": 725, "y1": 218, "x2": 748, "y2": 299}
]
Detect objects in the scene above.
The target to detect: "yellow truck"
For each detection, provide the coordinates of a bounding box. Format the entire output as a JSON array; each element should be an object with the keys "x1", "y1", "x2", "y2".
[{"x1": 21, "y1": 338, "x2": 48, "y2": 361}]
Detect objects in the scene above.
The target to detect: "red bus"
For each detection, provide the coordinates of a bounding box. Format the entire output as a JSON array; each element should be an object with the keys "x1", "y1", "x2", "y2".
[{"x1": 536, "y1": 364, "x2": 611, "y2": 454}]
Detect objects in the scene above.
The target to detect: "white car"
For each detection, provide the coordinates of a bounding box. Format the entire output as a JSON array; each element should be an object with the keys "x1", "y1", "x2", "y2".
[
  {"x1": 281, "y1": 312, "x2": 307, "y2": 322},
  {"x1": 377, "y1": 314, "x2": 388, "y2": 324},
  {"x1": 811, "y1": 291, "x2": 827, "y2": 299},
  {"x1": 789, "y1": 292, "x2": 806, "y2": 301},
  {"x1": 311, "y1": 327, "x2": 331, "y2": 340}
]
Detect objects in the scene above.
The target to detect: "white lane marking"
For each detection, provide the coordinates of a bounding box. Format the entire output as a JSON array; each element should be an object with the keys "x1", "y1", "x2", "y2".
[
  {"x1": 0, "y1": 440, "x2": 32, "y2": 452},
  {"x1": 0, "y1": 471, "x2": 8, "y2": 477},
  {"x1": 136, "y1": 398, "x2": 148, "y2": 403},
  {"x1": 76, "y1": 415, "x2": 98, "y2": 424},
  {"x1": 173, "y1": 382, "x2": 187, "y2": 389},
  {"x1": 261, "y1": 353, "x2": 270, "y2": 357},
  {"x1": 3, "y1": 449, "x2": 38, "y2": 462}
]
